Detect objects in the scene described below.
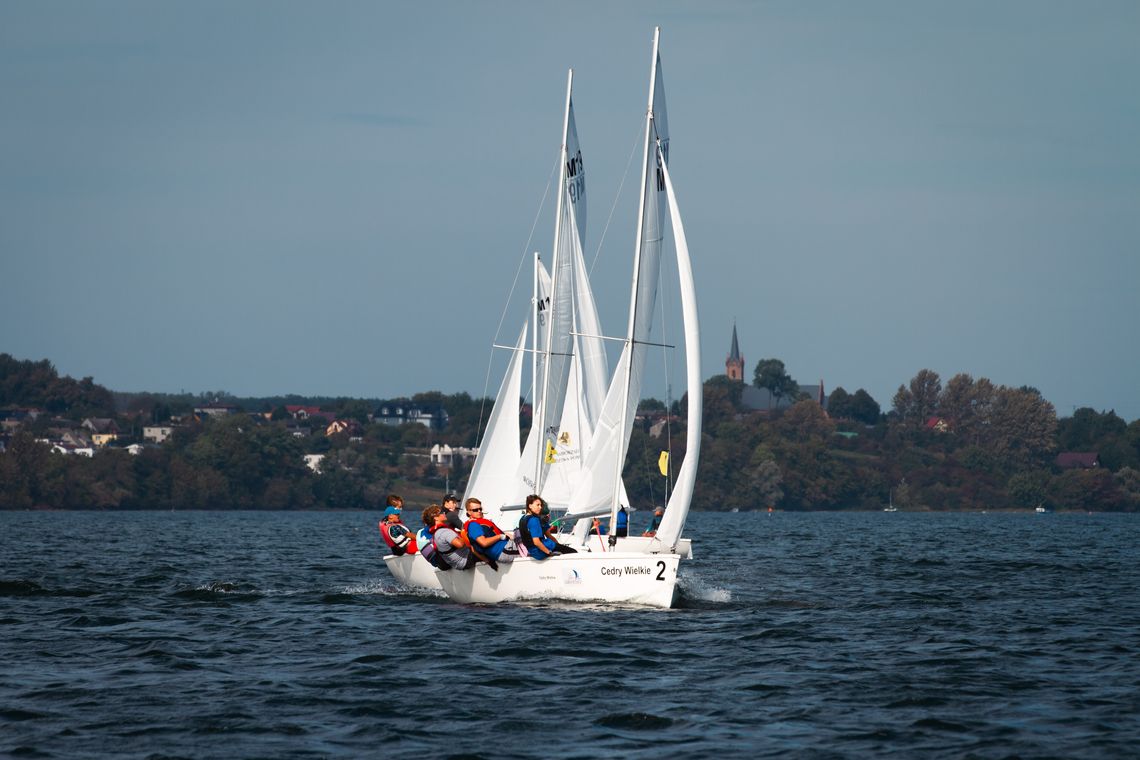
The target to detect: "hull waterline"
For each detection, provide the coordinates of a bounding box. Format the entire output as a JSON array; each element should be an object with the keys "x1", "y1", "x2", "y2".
[{"x1": 436, "y1": 551, "x2": 680, "y2": 608}]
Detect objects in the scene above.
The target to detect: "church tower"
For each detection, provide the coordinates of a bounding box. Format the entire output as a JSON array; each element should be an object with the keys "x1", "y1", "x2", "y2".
[{"x1": 726, "y1": 323, "x2": 744, "y2": 382}]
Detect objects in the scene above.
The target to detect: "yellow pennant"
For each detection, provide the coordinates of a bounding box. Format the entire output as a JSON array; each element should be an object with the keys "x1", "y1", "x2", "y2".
[
  {"x1": 658, "y1": 451, "x2": 669, "y2": 476},
  {"x1": 545, "y1": 439, "x2": 557, "y2": 464}
]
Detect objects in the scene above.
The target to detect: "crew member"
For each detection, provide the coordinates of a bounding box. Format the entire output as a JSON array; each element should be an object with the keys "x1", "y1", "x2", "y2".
[
  {"x1": 643, "y1": 507, "x2": 664, "y2": 536},
  {"x1": 519, "y1": 494, "x2": 576, "y2": 560},
  {"x1": 441, "y1": 493, "x2": 464, "y2": 531},
  {"x1": 378, "y1": 496, "x2": 417, "y2": 555},
  {"x1": 426, "y1": 504, "x2": 476, "y2": 570},
  {"x1": 462, "y1": 497, "x2": 516, "y2": 570},
  {"x1": 612, "y1": 506, "x2": 629, "y2": 537}
]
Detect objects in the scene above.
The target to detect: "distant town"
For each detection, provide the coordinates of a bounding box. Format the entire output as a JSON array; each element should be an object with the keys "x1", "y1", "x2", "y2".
[{"x1": 2, "y1": 343, "x2": 1138, "y2": 512}]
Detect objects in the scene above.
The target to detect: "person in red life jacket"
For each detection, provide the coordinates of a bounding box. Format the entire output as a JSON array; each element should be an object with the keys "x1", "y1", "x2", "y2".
[
  {"x1": 518, "y1": 494, "x2": 577, "y2": 561},
  {"x1": 378, "y1": 497, "x2": 417, "y2": 556},
  {"x1": 462, "y1": 497, "x2": 516, "y2": 571},
  {"x1": 425, "y1": 504, "x2": 477, "y2": 570}
]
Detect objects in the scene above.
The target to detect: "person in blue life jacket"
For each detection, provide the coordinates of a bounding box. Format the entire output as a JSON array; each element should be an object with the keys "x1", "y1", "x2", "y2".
[
  {"x1": 519, "y1": 494, "x2": 576, "y2": 560},
  {"x1": 643, "y1": 506, "x2": 664, "y2": 536},
  {"x1": 462, "y1": 497, "x2": 516, "y2": 570},
  {"x1": 612, "y1": 506, "x2": 629, "y2": 537}
]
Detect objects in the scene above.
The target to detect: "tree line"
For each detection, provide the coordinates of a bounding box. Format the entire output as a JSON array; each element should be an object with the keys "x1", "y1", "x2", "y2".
[
  {"x1": 2, "y1": 353, "x2": 1138, "y2": 511},
  {"x1": 683, "y1": 362, "x2": 1140, "y2": 512}
]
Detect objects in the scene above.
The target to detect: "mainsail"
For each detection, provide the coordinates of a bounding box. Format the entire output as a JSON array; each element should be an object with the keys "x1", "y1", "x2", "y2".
[
  {"x1": 521, "y1": 70, "x2": 582, "y2": 496},
  {"x1": 566, "y1": 29, "x2": 670, "y2": 524}
]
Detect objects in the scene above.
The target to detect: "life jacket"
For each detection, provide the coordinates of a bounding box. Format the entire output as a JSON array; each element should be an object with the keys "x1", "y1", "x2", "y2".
[
  {"x1": 463, "y1": 517, "x2": 504, "y2": 564},
  {"x1": 419, "y1": 524, "x2": 452, "y2": 571},
  {"x1": 379, "y1": 521, "x2": 414, "y2": 556},
  {"x1": 517, "y1": 513, "x2": 534, "y2": 548},
  {"x1": 464, "y1": 517, "x2": 503, "y2": 541},
  {"x1": 518, "y1": 513, "x2": 552, "y2": 553}
]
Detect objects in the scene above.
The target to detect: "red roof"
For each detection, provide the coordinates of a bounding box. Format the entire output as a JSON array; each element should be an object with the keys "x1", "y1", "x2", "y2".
[{"x1": 1055, "y1": 452, "x2": 1099, "y2": 469}]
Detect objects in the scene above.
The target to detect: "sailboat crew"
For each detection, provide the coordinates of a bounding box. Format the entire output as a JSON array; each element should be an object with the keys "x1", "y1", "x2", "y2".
[
  {"x1": 643, "y1": 507, "x2": 664, "y2": 536},
  {"x1": 441, "y1": 493, "x2": 464, "y2": 531},
  {"x1": 612, "y1": 506, "x2": 629, "y2": 537},
  {"x1": 378, "y1": 495, "x2": 417, "y2": 556},
  {"x1": 462, "y1": 498, "x2": 516, "y2": 570},
  {"x1": 518, "y1": 495, "x2": 576, "y2": 560},
  {"x1": 424, "y1": 504, "x2": 476, "y2": 570}
]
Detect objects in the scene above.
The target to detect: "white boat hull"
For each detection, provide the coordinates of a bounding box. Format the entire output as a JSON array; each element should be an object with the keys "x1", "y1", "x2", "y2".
[
  {"x1": 436, "y1": 551, "x2": 680, "y2": 608},
  {"x1": 571, "y1": 534, "x2": 693, "y2": 559},
  {"x1": 382, "y1": 553, "x2": 442, "y2": 591}
]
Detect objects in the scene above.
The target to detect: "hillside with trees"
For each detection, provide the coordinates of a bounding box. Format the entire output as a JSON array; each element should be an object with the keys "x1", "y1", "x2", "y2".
[{"x1": 2, "y1": 353, "x2": 1138, "y2": 511}]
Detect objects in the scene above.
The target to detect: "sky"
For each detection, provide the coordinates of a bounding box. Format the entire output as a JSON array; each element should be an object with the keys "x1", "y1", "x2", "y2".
[{"x1": 2, "y1": 1, "x2": 1138, "y2": 421}]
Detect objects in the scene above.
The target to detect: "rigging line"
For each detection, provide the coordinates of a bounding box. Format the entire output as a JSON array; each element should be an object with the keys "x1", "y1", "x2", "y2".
[
  {"x1": 588, "y1": 120, "x2": 645, "y2": 279},
  {"x1": 478, "y1": 151, "x2": 560, "y2": 453},
  {"x1": 494, "y1": 152, "x2": 560, "y2": 348}
]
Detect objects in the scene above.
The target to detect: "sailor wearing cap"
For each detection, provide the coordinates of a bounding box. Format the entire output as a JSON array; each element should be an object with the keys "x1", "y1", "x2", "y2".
[
  {"x1": 378, "y1": 494, "x2": 417, "y2": 556},
  {"x1": 441, "y1": 493, "x2": 464, "y2": 531}
]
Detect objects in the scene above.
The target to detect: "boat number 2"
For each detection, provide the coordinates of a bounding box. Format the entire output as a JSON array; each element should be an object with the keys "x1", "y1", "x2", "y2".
[{"x1": 655, "y1": 560, "x2": 665, "y2": 581}]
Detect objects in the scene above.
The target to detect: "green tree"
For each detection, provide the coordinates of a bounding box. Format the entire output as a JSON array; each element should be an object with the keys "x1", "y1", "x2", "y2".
[
  {"x1": 848, "y1": 389, "x2": 881, "y2": 425},
  {"x1": 938, "y1": 374, "x2": 995, "y2": 443},
  {"x1": 892, "y1": 369, "x2": 942, "y2": 427},
  {"x1": 745, "y1": 454, "x2": 783, "y2": 510},
  {"x1": 827, "y1": 387, "x2": 853, "y2": 419},
  {"x1": 753, "y1": 358, "x2": 798, "y2": 410},
  {"x1": 985, "y1": 386, "x2": 1058, "y2": 471}
]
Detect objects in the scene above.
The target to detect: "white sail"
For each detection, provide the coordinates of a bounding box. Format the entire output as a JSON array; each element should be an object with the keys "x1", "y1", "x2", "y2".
[
  {"x1": 463, "y1": 322, "x2": 527, "y2": 525},
  {"x1": 566, "y1": 28, "x2": 670, "y2": 523},
  {"x1": 525, "y1": 71, "x2": 579, "y2": 495},
  {"x1": 651, "y1": 149, "x2": 701, "y2": 550},
  {"x1": 517, "y1": 258, "x2": 552, "y2": 496},
  {"x1": 525, "y1": 255, "x2": 580, "y2": 507}
]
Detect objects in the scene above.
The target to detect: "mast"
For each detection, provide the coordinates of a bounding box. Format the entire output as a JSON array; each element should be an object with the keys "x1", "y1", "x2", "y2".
[
  {"x1": 532, "y1": 251, "x2": 540, "y2": 402},
  {"x1": 532, "y1": 68, "x2": 575, "y2": 489},
  {"x1": 608, "y1": 27, "x2": 661, "y2": 544}
]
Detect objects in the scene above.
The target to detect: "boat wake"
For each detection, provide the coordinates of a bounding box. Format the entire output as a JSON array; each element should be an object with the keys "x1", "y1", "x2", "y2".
[
  {"x1": 676, "y1": 574, "x2": 732, "y2": 606},
  {"x1": 341, "y1": 579, "x2": 446, "y2": 599}
]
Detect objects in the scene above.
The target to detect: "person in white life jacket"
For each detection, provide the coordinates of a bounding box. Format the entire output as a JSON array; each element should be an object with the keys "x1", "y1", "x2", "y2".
[
  {"x1": 378, "y1": 498, "x2": 417, "y2": 556},
  {"x1": 462, "y1": 497, "x2": 516, "y2": 571}
]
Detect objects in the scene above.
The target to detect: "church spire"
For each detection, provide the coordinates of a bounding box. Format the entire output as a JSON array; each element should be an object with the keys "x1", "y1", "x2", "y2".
[{"x1": 726, "y1": 322, "x2": 744, "y2": 382}]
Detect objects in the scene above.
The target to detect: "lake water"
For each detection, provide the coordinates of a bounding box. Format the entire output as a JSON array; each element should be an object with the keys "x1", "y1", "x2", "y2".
[{"x1": 2, "y1": 510, "x2": 1138, "y2": 758}]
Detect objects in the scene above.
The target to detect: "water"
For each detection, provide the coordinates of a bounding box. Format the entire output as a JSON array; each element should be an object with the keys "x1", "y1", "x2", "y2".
[{"x1": 2, "y1": 510, "x2": 1138, "y2": 758}]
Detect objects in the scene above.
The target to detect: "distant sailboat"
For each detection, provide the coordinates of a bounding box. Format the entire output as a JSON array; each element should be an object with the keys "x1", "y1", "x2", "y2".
[{"x1": 883, "y1": 489, "x2": 898, "y2": 512}]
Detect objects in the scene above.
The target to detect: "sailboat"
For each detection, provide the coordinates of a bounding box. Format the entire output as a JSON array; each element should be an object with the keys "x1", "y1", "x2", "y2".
[
  {"x1": 436, "y1": 27, "x2": 701, "y2": 608},
  {"x1": 381, "y1": 67, "x2": 600, "y2": 592},
  {"x1": 883, "y1": 489, "x2": 898, "y2": 512}
]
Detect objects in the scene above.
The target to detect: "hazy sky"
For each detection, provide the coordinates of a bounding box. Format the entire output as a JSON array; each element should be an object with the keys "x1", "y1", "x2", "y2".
[{"x1": 3, "y1": 1, "x2": 1138, "y2": 421}]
